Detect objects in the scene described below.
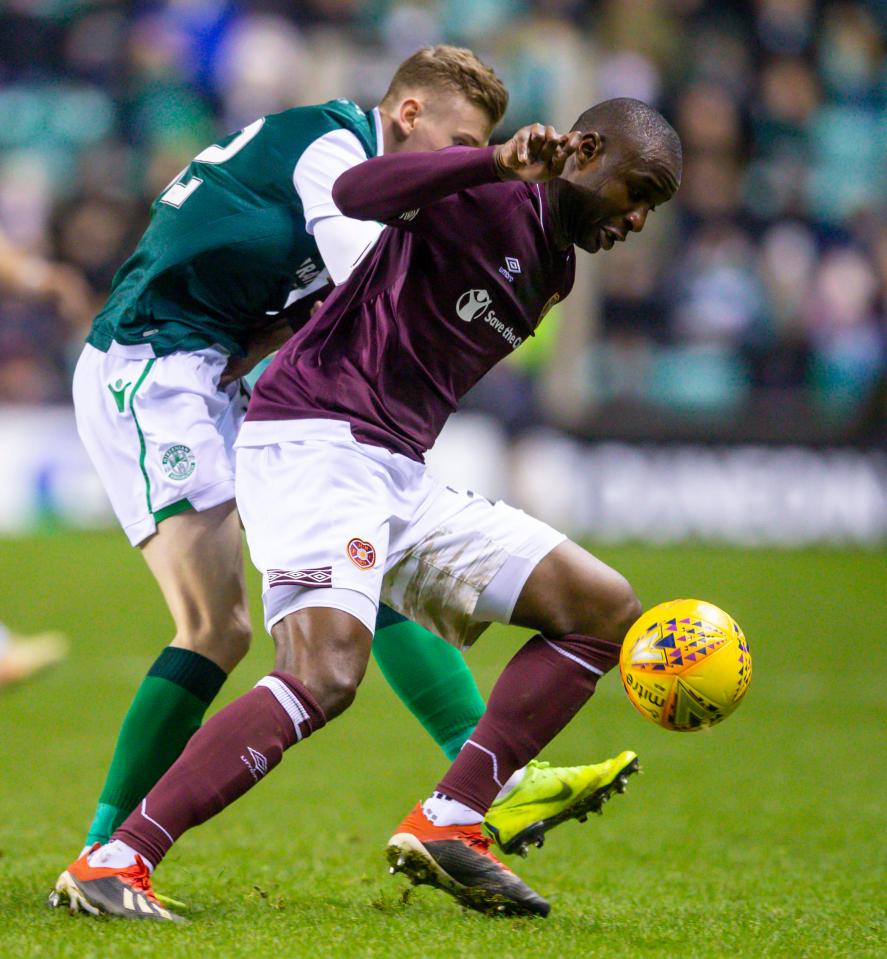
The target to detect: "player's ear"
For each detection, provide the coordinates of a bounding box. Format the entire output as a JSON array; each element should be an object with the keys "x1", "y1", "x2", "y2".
[
  {"x1": 574, "y1": 131, "x2": 603, "y2": 169},
  {"x1": 393, "y1": 97, "x2": 423, "y2": 140}
]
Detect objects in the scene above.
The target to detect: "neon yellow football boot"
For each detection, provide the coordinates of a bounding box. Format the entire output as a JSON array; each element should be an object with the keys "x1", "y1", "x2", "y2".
[{"x1": 483, "y1": 751, "x2": 639, "y2": 857}]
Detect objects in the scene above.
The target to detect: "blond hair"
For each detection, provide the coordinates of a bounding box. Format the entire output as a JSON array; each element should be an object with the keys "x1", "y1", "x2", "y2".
[{"x1": 382, "y1": 45, "x2": 508, "y2": 126}]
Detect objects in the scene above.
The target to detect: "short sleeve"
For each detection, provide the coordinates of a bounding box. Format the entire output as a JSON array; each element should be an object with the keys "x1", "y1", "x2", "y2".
[{"x1": 293, "y1": 129, "x2": 371, "y2": 234}]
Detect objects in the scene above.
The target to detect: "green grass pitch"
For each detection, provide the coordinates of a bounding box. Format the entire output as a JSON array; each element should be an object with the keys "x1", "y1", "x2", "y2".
[{"x1": 0, "y1": 530, "x2": 884, "y2": 958}]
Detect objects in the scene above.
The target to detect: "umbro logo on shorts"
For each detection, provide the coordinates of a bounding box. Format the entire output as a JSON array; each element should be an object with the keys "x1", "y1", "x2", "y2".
[
  {"x1": 268, "y1": 567, "x2": 332, "y2": 587},
  {"x1": 347, "y1": 538, "x2": 376, "y2": 569}
]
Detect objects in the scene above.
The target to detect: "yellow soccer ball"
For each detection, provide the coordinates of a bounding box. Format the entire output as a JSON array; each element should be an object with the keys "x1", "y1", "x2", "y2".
[{"x1": 619, "y1": 599, "x2": 752, "y2": 731}]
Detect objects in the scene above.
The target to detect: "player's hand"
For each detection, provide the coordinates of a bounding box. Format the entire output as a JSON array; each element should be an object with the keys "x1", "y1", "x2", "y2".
[
  {"x1": 493, "y1": 125, "x2": 581, "y2": 183},
  {"x1": 45, "y1": 263, "x2": 95, "y2": 332}
]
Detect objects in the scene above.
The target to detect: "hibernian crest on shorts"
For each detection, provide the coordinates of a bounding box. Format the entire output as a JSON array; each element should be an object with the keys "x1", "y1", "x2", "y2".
[{"x1": 162, "y1": 444, "x2": 196, "y2": 481}]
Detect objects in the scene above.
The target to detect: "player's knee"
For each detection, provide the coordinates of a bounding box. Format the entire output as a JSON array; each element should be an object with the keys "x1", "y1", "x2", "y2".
[
  {"x1": 549, "y1": 571, "x2": 640, "y2": 646},
  {"x1": 318, "y1": 668, "x2": 361, "y2": 720},
  {"x1": 605, "y1": 577, "x2": 642, "y2": 646},
  {"x1": 270, "y1": 608, "x2": 371, "y2": 720},
  {"x1": 222, "y1": 607, "x2": 253, "y2": 663},
  {"x1": 295, "y1": 657, "x2": 362, "y2": 721},
  {"x1": 175, "y1": 606, "x2": 252, "y2": 670}
]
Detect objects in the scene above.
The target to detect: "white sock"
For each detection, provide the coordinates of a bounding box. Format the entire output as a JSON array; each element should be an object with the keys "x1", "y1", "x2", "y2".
[
  {"x1": 422, "y1": 792, "x2": 483, "y2": 827},
  {"x1": 494, "y1": 766, "x2": 526, "y2": 803},
  {"x1": 86, "y1": 839, "x2": 153, "y2": 873}
]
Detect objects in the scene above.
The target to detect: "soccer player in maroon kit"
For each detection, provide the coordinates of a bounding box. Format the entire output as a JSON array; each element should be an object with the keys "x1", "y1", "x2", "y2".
[{"x1": 58, "y1": 99, "x2": 681, "y2": 921}]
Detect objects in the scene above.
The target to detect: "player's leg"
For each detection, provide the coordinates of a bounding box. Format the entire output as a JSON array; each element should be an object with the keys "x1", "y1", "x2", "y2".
[
  {"x1": 117, "y1": 605, "x2": 370, "y2": 869},
  {"x1": 55, "y1": 602, "x2": 371, "y2": 921},
  {"x1": 66, "y1": 345, "x2": 250, "y2": 848},
  {"x1": 55, "y1": 428, "x2": 491, "y2": 920},
  {"x1": 81, "y1": 500, "x2": 250, "y2": 843},
  {"x1": 385, "y1": 489, "x2": 639, "y2": 915},
  {"x1": 474, "y1": 546, "x2": 641, "y2": 841},
  {"x1": 55, "y1": 426, "x2": 384, "y2": 918},
  {"x1": 141, "y1": 501, "x2": 250, "y2": 672},
  {"x1": 372, "y1": 606, "x2": 485, "y2": 761},
  {"x1": 371, "y1": 607, "x2": 635, "y2": 852},
  {"x1": 431, "y1": 539, "x2": 640, "y2": 818}
]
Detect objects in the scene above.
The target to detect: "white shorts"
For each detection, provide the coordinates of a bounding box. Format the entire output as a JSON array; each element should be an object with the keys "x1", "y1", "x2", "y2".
[
  {"x1": 73, "y1": 342, "x2": 248, "y2": 546},
  {"x1": 235, "y1": 419, "x2": 565, "y2": 648}
]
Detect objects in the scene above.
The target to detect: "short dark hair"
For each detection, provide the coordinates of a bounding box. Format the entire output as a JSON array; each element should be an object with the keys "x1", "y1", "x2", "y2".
[
  {"x1": 573, "y1": 98, "x2": 682, "y2": 183},
  {"x1": 382, "y1": 45, "x2": 509, "y2": 127}
]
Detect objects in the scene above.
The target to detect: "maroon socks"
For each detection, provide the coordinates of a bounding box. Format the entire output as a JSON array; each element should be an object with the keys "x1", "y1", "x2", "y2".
[
  {"x1": 111, "y1": 632, "x2": 618, "y2": 868},
  {"x1": 113, "y1": 671, "x2": 324, "y2": 869},
  {"x1": 436, "y1": 633, "x2": 620, "y2": 814}
]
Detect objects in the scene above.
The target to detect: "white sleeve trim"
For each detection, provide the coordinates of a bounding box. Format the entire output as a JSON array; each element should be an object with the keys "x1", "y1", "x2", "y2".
[
  {"x1": 293, "y1": 128, "x2": 371, "y2": 234},
  {"x1": 313, "y1": 216, "x2": 384, "y2": 286},
  {"x1": 371, "y1": 106, "x2": 384, "y2": 157}
]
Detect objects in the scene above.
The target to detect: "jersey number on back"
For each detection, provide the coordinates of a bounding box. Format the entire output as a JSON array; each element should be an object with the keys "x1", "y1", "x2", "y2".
[{"x1": 159, "y1": 118, "x2": 266, "y2": 209}]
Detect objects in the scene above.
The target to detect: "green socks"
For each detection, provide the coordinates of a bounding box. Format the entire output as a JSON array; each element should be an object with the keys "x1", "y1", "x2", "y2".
[
  {"x1": 372, "y1": 607, "x2": 485, "y2": 761},
  {"x1": 85, "y1": 646, "x2": 226, "y2": 846}
]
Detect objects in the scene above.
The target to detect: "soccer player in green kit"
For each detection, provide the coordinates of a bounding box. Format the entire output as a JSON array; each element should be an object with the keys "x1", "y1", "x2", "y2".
[{"x1": 52, "y1": 46, "x2": 637, "y2": 907}]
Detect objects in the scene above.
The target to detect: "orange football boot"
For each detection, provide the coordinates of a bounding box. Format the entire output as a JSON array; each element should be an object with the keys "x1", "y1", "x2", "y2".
[
  {"x1": 387, "y1": 802, "x2": 550, "y2": 917},
  {"x1": 49, "y1": 845, "x2": 183, "y2": 922}
]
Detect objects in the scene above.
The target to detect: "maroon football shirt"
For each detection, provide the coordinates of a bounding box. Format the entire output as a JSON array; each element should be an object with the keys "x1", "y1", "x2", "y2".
[{"x1": 246, "y1": 146, "x2": 575, "y2": 461}]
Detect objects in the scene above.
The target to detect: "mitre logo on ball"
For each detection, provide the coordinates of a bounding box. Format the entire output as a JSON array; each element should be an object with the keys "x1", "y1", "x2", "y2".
[{"x1": 456, "y1": 288, "x2": 492, "y2": 322}]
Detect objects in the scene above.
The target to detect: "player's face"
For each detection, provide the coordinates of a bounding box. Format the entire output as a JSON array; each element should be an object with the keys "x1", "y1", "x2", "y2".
[
  {"x1": 563, "y1": 141, "x2": 679, "y2": 254},
  {"x1": 399, "y1": 93, "x2": 494, "y2": 151}
]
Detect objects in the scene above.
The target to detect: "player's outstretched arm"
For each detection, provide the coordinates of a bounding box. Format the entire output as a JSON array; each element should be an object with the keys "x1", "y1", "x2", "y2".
[
  {"x1": 332, "y1": 145, "x2": 501, "y2": 223},
  {"x1": 0, "y1": 227, "x2": 94, "y2": 329},
  {"x1": 332, "y1": 125, "x2": 580, "y2": 225}
]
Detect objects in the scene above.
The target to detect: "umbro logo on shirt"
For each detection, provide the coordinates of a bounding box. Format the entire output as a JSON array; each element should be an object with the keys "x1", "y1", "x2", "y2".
[{"x1": 498, "y1": 256, "x2": 522, "y2": 283}]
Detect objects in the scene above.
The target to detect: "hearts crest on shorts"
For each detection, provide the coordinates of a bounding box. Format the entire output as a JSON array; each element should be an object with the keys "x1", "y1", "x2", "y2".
[{"x1": 347, "y1": 538, "x2": 376, "y2": 569}]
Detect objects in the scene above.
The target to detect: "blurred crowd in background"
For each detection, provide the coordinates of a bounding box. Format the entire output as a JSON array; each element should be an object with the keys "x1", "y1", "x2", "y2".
[{"x1": 0, "y1": 0, "x2": 884, "y2": 444}]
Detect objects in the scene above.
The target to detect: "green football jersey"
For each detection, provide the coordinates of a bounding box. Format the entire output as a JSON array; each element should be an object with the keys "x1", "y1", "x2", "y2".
[{"x1": 88, "y1": 99, "x2": 378, "y2": 358}]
